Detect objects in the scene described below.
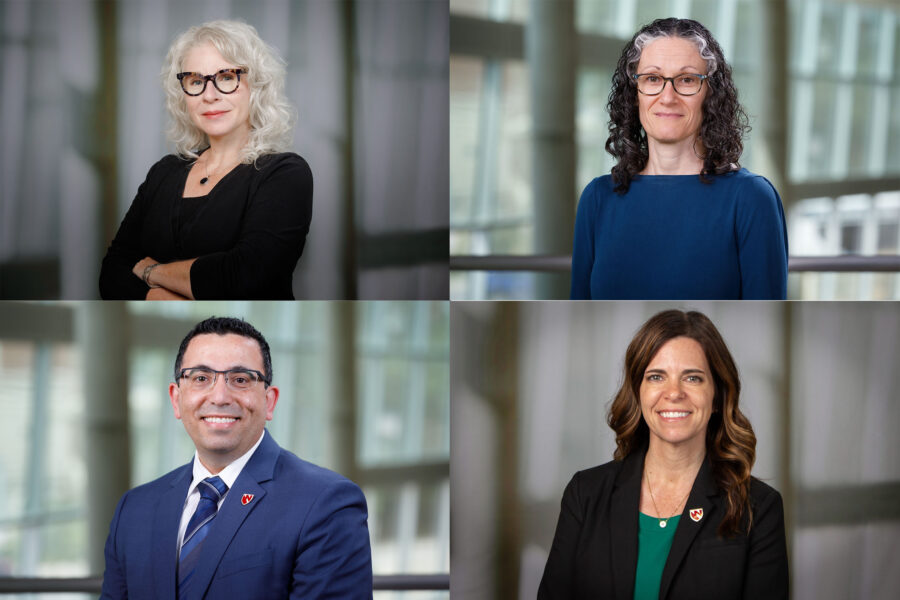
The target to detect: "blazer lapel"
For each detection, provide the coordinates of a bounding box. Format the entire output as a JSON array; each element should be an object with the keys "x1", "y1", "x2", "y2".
[
  {"x1": 151, "y1": 465, "x2": 192, "y2": 600},
  {"x1": 185, "y1": 430, "x2": 279, "y2": 599},
  {"x1": 610, "y1": 452, "x2": 644, "y2": 600},
  {"x1": 658, "y1": 456, "x2": 719, "y2": 600}
]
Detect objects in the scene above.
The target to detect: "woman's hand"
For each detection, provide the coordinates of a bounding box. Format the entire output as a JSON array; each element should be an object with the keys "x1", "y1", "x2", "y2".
[
  {"x1": 137, "y1": 259, "x2": 197, "y2": 299},
  {"x1": 132, "y1": 257, "x2": 160, "y2": 280},
  {"x1": 132, "y1": 256, "x2": 195, "y2": 299},
  {"x1": 145, "y1": 287, "x2": 189, "y2": 301}
]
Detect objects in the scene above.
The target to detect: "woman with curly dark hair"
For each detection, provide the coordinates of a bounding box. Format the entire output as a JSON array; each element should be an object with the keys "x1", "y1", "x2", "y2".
[
  {"x1": 538, "y1": 310, "x2": 788, "y2": 599},
  {"x1": 570, "y1": 18, "x2": 788, "y2": 300}
]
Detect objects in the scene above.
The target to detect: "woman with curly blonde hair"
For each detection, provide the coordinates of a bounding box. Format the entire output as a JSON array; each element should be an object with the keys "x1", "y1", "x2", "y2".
[
  {"x1": 570, "y1": 18, "x2": 788, "y2": 300},
  {"x1": 100, "y1": 20, "x2": 311, "y2": 299},
  {"x1": 539, "y1": 309, "x2": 788, "y2": 599}
]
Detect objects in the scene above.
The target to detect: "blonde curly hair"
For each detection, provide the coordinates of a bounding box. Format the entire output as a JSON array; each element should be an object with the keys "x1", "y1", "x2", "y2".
[{"x1": 160, "y1": 19, "x2": 295, "y2": 164}]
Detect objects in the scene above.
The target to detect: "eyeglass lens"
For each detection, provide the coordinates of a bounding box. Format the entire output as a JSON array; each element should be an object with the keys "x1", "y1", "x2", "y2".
[
  {"x1": 183, "y1": 368, "x2": 259, "y2": 390},
  {"x1": 181, "y1": 70, "x2": 241, "y2": 95},
  {"x1": 636, "y1": 74, "x2": 703, "y2": 95}
]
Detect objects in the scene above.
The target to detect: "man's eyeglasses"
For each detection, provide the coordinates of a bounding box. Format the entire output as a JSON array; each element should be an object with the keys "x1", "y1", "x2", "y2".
[
  {"x1": 177, "y1": 367, "x2": 269, "y2": 391},
  {"x1": 632, "y1": 73, "x2": 708, "y2": 96},
  {"x1": 176, "y1": 68, "x2": 246, "y2": 96}
]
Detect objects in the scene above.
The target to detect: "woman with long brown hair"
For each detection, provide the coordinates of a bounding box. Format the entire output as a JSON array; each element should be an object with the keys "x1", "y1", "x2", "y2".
[{"x1": 538, "y1": 310, "x2": 788, "y2": 599}]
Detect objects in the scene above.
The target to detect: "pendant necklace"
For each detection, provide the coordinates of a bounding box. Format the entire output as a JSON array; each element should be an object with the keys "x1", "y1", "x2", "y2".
[
  {"x1": 200, "y1": 156, "x2": 211, "y2": 184},
  {"x1": 646, "y1": 470, "x2": 691, "y2": 529}
]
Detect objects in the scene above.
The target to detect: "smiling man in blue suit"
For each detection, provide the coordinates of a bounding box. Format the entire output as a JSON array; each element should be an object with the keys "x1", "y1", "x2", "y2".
[{"x1": 100, "y1": 317, "x2": 373, "y2": 599}]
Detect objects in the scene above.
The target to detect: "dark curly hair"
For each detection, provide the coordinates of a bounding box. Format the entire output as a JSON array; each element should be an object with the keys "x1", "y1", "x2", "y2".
[
  {"x1": 605, "y1": 18, "x2": 750, "y2": 194},
  {"x1": 607, "y1": 310, "x2": 757, "y2": 538}
]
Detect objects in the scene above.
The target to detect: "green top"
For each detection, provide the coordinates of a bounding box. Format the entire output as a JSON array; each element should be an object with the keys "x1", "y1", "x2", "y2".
[{"x1": 633, "y1": 512, "x2": 680, "y2": 600}]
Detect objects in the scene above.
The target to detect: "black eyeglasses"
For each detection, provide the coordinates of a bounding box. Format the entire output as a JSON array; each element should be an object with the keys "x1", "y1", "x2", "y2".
[
  {"x1": 177, "y1": 367, "x2": 269, "y2": 391},
  {"x1": 176, "y1": 68, "x2": 247, "y2": 96},
  {"x1": 632, "y1": 73, "x2": 708, "y2": 96}
]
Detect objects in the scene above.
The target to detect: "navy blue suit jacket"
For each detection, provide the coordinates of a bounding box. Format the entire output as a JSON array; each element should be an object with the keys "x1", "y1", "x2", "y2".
[{"x1": 100, "y1": 430, "x2": 372, "y2": 599}]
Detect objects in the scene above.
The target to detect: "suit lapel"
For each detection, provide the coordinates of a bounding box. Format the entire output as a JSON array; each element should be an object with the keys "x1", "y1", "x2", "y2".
[
  {"x1": 151, "y1": 465, "x2": 192, "y2": 600},
  {"x1": 610, "y1": 452, "x2": 644, "y2": 600},
  {"x1": 186, "y1": 430, "x2": 279, "y2": 599},
  {"x1": 658, "y1": 456, "x2": 718, "y2": 600}
]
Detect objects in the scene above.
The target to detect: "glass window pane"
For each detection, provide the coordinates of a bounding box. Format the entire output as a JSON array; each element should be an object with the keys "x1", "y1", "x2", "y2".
[
  {"x1": 367, "y1": 480, "x2": 449, "y2": 576},
  {"x1": 636, "y1": 0, "x2": 674, "y2": 30},
  {"x1": 789, "y1": 272, "x2": 900, "y2": 300},
  {"x1": 450, "y1": 57, "x2": 484, "y2": 227},
  {"x1": 840, "y1": 223, "x2": 862, "y2": 254},
  {"x1": 806, "y1": 80, "x2": 840, "y2": 179},
  {"x1": 878, "y1": 223, "x2": 899, "y2": 254},
  {"x1": 449, "y1": 0, "x2": 527, "y2": 22},
  {"x1": 690, "y1": 0, "x2": 722, "y2": 40},
  {"x1": 847, "y1": 84, "x2": 874, "y2": 177},
  {"x1": 895, "y1": 20, "x2": 900, "y2": 83},
  {"x1": 129, "y1": 347, "x2": 194, "y2": 484},
  {"x1": 888, "y1": 86, "x2": 900, "y2": 175},
  {"x1": 451, "y1": 269, "x2": 539, "y2": 300},
  {"x1": 577, "y1": 68, "x2": 615, "y2": 198},
  {"x1": 450, "y1": 0, "x2": 489, "y2": 18},
  {"x1": 357, "y1": 303, "x2": 450, "y2": 466},
  {"x1": 816, "y1": 4, "x2": 843, "y2": 77},
  {"x1": 451, "y1": 57, "x2": 532, "y2": 257},
  {"x1": 575, "y1": 0, "x2": 620, "y2": 35},
  {"x1": 1, "y1": 341, "x2": 37, "y2": 522},
  {"x1": 0, "y1": 340, "x2": 89, "y2": 578},
  {"x1": 856, "y1": 9, "x2": 881, "y2": 78},
  {"x1": 494, "y1": 62, "x2": 531, "y2": 224}
]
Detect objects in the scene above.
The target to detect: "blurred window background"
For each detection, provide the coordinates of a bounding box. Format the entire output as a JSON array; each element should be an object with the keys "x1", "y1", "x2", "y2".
[
  {"x1": 0, "y1": 0, "x2": 449, "y2": 300},
  {"x1": 450, "y1": 0, "x2": 900, "y2": 299},
  {"x1": 0, "y1": 301, "x2": 449, "y2": 599},
  {"x1": 451, "y1": 301, "x2": 900, "y2": 600}
]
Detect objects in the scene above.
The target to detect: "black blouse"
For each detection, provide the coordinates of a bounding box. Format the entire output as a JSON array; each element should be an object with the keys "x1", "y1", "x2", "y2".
[{"x1": 99, "y1": 152, "x2": 312, "y2": 299}]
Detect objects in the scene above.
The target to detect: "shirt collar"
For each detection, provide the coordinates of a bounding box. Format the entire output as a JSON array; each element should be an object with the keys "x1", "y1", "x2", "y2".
[{"x1": 188, "y1": 430, "x2": 266, "y2": 495}]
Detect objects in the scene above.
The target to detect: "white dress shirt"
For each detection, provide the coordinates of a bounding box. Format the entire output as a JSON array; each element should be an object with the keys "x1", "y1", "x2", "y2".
[{"x1": 176, "y1": 430, "x2": 266, "y2": 554}]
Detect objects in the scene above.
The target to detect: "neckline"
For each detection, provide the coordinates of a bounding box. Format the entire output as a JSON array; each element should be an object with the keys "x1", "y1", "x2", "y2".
[
  {"x1": 640, "y1": 512, "x2": 682, "y2": 520},
  {"x1": 632, "y1": 167, "x2": 744, "y2": 180},
  {"x1": 640, "y1": 512, "x2": 682, "y2": 531},
  {"x1": 181, "y1": 157, "x2": 242, "y2": 199},
  {"x1": 634, "y1": 173, "x2": 701, "y2": 178}
]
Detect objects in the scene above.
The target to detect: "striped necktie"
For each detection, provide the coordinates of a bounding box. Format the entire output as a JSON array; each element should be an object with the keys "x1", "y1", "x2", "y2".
[{"x1": 178, "y1": 476, "x2": 229, "y2": 598}]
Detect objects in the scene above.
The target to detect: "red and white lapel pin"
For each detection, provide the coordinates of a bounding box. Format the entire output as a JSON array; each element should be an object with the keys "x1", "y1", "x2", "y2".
[
  {"x1": 689, "y1": 508, "x2": 703, "y2": 522},
  {"x1": 241, "y1": 493, "x2": 255, "y2": 506}
]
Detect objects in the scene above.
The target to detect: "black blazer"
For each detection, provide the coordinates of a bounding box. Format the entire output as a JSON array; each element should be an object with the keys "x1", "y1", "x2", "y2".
[
  {"x1": 99, "y1": 152, "x2": 312, "y2": 300},
  {"x1": 538, "y1": 451, "x2": 789, "y2": 600}
]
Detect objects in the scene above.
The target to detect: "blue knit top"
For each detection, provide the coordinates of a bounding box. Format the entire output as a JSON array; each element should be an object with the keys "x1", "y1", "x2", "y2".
[{"x1": 570, "y1": 169, "x2": 788, "y2": 300}]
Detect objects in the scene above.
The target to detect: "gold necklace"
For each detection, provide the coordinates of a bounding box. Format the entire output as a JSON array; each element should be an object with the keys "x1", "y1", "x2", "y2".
[{"x1": 645, "y1": 470, "x2": 691, "y2": 529}]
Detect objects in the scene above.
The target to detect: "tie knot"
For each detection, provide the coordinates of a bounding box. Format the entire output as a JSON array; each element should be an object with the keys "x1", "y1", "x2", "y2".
[{"x1": 198, "y1": 476, "x2": 228, "y2": 502}]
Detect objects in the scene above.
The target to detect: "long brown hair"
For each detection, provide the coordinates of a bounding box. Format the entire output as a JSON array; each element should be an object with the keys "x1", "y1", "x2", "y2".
[{"x1": 607, "y1": 310, "x2": 757, "y2": 537}]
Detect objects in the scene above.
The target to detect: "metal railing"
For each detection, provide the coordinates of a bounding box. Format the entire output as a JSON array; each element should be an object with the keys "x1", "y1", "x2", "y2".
[
  {"x1": 0, "y1": 574, "x2": 450, "y2": 594},
  {"x1": 450, "y1": 254, "x2": 900, "y2": 273}
]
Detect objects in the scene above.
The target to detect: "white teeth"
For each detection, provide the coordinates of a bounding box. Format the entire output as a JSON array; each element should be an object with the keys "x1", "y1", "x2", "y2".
[
  {"x1": 204, "y1": 417, "x2": 237, "y2": 423},
  {"x1": 660, "y1": 411, "x2": 690, "y2": 419}
]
